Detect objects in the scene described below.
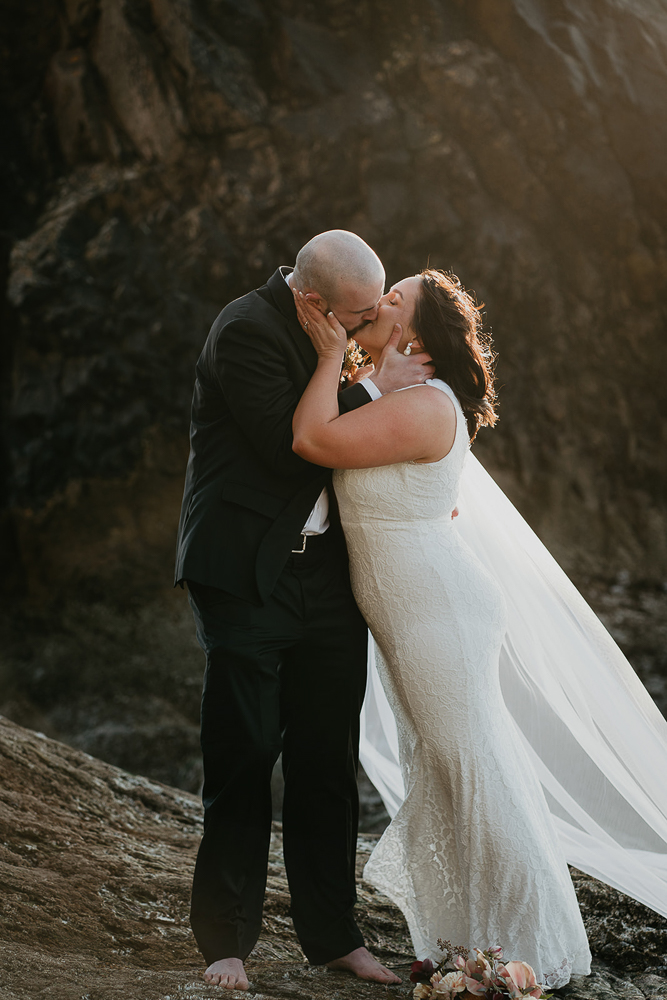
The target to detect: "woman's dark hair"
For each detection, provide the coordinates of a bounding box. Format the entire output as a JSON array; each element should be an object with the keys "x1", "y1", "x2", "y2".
[{"x1": 412, "y1": 269, "x2": 498, "y2": 441}]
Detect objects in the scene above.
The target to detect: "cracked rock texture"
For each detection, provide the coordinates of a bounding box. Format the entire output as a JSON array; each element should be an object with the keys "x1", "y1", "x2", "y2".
[{"x1": 1, "y1": 716, "x2": 666, "y2": 1000}]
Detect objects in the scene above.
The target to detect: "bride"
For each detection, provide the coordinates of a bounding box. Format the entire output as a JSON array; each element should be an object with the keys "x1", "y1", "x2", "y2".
[{"x1": 291, "y1": 269, "x2": 667, "y2": 988}]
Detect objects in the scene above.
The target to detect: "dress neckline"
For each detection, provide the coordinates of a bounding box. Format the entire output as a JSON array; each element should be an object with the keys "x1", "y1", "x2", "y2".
[{"x1": 394, "y1": 377, "x2": 453, "y2": 394}]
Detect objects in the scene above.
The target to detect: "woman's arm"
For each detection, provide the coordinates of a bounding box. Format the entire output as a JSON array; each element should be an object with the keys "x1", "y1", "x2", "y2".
[{"x1": 291, "y1": 297, "x2": 455, "y2": 469}]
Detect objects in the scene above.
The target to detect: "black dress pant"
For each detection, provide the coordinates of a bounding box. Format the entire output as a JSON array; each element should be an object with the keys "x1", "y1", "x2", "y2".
[{"x1": 187, "y1": 530, "x2": 368, "y2": 965}]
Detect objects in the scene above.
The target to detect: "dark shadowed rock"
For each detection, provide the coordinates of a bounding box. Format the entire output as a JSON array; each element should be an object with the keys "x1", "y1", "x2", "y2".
[
  {"x1": 3, "y1": 0, "x2": 667, "y2": 590},
  {"x1": 1, "y1": 716, "x2": 666, "y2": 1000}
]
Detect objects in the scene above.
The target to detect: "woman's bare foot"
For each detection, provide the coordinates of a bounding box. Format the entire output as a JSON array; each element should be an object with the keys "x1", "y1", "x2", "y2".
[
  {"x1": 203, "y1": 957, "x2": 249, "y2": 990},
  {"x1": 326, "y1": 946, "x2": 401, "y2": 984}
]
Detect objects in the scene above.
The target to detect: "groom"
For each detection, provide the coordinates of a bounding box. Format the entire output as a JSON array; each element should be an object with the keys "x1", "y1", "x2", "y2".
[{"x1": 175, "y1": 230, "x2": 433, "y2": 989}]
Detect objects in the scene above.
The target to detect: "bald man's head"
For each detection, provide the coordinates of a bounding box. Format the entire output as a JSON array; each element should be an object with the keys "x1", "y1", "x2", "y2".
[{"x1": 291, "y1": 230, "x2": 385, "y2": 334}]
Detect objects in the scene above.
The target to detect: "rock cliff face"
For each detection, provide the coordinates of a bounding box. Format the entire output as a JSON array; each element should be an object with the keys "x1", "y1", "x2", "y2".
[
  {"x1": 4, "y1": 0, "x2": 667, "y2": 592},
  {"x1": 1, "y1": 716, "x2": 666, "y2": 1000},
  {"x1": 1, "y1": 1, "x2": 667, "y2": 786}
]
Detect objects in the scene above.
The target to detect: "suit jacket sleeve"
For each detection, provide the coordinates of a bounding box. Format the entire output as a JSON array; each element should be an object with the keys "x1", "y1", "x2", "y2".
[
  {"x1": 212, "y1": 316, "x2": 317, "y2": 479},
  {"x1": 338, "y1": 381, "x2": 374, "y2": 413},
  {"x1": 213, "y1": 317, "x2": 374, "y2": 478}
]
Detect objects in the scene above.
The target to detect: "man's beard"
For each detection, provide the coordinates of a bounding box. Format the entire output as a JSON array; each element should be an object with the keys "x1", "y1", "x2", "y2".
[{"x1": 346, "y1": 319, "x2": 372, "y2": 338}]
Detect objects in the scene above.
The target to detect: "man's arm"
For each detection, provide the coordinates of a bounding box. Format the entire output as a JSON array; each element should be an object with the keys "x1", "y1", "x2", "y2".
[
  {"x1": 337, "y1": 327, "x2": 436, "y2": 413},
  {"x1": 213, "y1": 317, "x2": 322, "y2": 480},
  {"x1": 212, "y1": 311, "x2": 435, "y2": 473},
  {"x1": 338, "y1": 381, "x2": 376, "y2": 414},
  {"x1": 337, "y1": 349, "x2": 435, "y2": 417}
]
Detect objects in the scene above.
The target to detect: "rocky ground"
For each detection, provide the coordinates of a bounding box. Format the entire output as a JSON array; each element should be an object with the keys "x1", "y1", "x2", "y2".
[{"x1": 1, "y1": 716, "x2": 666, "y2": 1000}]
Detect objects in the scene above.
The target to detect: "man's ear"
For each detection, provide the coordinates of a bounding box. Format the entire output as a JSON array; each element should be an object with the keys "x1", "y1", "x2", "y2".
[{"x1": 303, "y1": 292, "x2": 328, "y2": 314}]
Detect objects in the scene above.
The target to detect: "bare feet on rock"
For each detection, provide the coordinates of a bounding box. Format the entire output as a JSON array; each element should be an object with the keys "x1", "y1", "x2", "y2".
[
  {"x1": 326, "y1": 946, "x2": 401, "y2": 984},
  {"x1": 203, "y1": 957, "x2": 249, "y2": 990}
]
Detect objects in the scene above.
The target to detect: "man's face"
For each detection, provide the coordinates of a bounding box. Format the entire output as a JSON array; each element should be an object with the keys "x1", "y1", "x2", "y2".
[{"x1": 329, "y1": 279, "x2": 385, "y2": 336}]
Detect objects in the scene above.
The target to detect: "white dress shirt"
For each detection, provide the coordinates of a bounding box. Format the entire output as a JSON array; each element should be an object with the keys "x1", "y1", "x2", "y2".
[{"x1": 282, "y1": 271, "x2": 380, "y2": 534}]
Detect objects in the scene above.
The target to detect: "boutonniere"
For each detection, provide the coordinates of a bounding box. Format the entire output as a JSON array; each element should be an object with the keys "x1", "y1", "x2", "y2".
[{"x1": 340, "y1": 340, "x2": 371, "y2": 386}]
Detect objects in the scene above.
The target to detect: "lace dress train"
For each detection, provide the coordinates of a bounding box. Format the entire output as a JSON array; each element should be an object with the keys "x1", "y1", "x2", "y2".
[{"x1": 334, "y1": 380, "x2": 591, "y2": 988}]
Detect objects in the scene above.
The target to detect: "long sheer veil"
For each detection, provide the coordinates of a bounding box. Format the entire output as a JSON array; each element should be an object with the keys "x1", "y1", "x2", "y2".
[{"x1": 359, "y1": 453, "x2": 667, "y2": 918}]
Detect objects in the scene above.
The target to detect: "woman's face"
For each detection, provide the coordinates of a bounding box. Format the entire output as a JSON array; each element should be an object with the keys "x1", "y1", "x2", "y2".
[{"x1": 354, "y1": 275, "x2": 423, "y2": 357}]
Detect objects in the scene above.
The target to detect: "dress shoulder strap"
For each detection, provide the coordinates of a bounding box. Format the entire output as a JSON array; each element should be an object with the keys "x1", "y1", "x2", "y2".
[
  {"x1": 393, "y1": 379, "x2": 465, "y2": 443},
  {"x1": 394, "y1": 380, "x2": 456, "y2": 396},
  {"x1": 393, "y1": 379, "x2": 462, "y2": 420},
  {"x1": 424, "y1": 380, "x2": 469, "y2": 447},
  {"x1": 424, "y1": 378, "x2": 458, "y2": 402}
]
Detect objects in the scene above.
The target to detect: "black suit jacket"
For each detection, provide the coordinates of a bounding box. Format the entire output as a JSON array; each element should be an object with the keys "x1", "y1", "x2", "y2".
[{"x1": 174, "y1": 266, "x2": 372, "y2": 604}]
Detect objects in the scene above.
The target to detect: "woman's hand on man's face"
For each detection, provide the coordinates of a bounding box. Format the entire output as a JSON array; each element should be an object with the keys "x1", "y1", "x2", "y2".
[{"x1": 293, "y1": 289, "x2": 348, "y2": 360}]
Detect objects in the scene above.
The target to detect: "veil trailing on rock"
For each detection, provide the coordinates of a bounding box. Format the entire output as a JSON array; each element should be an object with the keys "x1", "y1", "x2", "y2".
[{"x1": 359, "y1": 453, "x2": 667, "y2": 918}]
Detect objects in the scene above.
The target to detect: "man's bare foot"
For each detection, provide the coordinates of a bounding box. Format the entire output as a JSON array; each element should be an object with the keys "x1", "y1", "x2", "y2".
[
  {"x1": 326, "y1": 946, "x2": 401, "y2": 984},
  {"x1": 203, "y1": 957, "x2": 249, "y2": 990}
]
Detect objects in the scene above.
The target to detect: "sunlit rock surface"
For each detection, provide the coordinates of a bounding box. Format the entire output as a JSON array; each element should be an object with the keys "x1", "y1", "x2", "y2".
[{"x1": 1, "y1": 717, "x2": 666, "y2": 1000}]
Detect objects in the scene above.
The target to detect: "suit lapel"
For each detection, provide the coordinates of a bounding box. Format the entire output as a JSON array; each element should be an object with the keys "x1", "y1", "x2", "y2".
[{"x1": 265, "y1": 266, "x2": 318, "y2": 374}]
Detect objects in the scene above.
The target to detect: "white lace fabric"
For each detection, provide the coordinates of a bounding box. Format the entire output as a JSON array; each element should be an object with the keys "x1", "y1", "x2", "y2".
[{"x1": 335, "y1": 380, "x2": 591, "y2": 987}]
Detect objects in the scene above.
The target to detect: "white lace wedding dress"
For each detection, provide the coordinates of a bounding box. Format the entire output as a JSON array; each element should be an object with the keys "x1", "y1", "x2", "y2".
[{"x1": 334, "y1": 379, "x2": 592, "y2": 987}]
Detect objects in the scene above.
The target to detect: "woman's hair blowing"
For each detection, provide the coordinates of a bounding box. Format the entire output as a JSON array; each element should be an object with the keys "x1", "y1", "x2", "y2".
[{"x1": 412, "y1": 269, "x2": 497, "y2": 440}]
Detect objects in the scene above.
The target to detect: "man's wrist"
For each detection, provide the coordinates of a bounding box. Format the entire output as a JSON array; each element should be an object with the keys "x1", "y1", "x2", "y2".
[{"x1": 360, "y1": 377, "x2": 383, "y2": 400}]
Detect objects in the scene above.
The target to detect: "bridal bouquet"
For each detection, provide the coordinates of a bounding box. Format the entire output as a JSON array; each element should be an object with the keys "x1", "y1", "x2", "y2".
[{"x1": 410, "y1": 941, "x2": 552, "y2": 1000}]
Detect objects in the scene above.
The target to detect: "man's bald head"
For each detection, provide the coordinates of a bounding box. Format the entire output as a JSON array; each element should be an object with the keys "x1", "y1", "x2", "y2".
[{"x1": 291, "y1": 230, "x2": 385, "y2": 333}]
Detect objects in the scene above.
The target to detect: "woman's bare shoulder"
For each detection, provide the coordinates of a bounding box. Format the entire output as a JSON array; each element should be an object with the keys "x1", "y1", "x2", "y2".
[{"x1": 381, "y1": 382, "x2": 456, "y2": 419}]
